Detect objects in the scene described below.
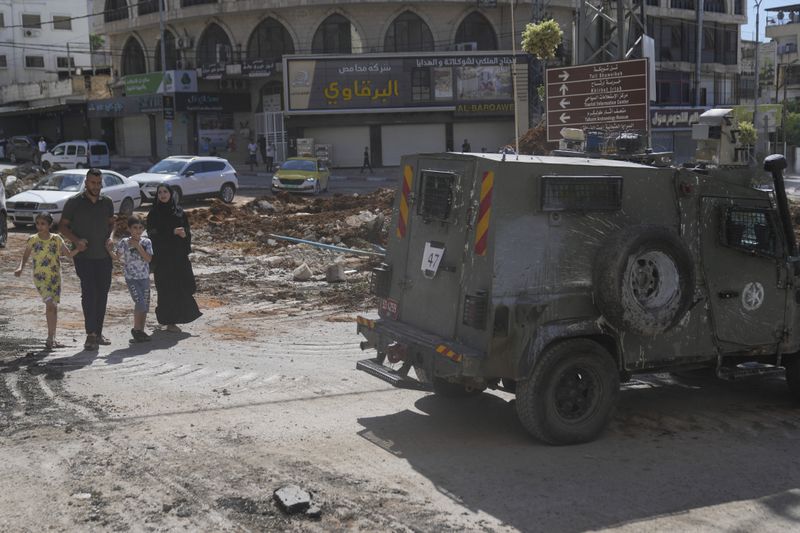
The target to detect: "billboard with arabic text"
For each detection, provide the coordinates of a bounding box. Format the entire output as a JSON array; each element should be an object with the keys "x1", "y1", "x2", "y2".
[{"x1": 284, "y1": 53, "x2": 521, "y2": 114}]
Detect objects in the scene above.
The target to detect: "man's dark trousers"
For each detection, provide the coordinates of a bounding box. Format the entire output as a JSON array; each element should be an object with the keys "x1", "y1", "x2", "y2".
[{"x1": 74, "y1": 256, "x2": 112, "y2": 335}]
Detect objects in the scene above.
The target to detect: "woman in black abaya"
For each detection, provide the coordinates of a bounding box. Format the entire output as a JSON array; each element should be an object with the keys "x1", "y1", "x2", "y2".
[{"x1": 146, "y1": 184, "x2": 202, "y2": 331}]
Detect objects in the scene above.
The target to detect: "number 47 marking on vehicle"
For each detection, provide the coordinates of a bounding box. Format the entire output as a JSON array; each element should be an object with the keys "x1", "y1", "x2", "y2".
[{"x1": 422, "y1": 241, "x2": 445, "y2": 278}]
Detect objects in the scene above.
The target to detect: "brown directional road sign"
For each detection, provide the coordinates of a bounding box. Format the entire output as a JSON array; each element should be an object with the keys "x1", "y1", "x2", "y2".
[{"x1": 545, "y1": 59, "x2": 649, "y2": 142}]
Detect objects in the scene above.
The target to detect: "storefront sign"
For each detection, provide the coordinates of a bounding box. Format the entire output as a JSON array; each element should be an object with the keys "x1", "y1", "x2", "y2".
[
  {"x1": 285, "y1": 53, "x2": 520, "y2": 114},
  {"x1": 454, "y1": 102, "x2": 514, "y2": 116},
  {"x1": 87, "y1": 94, "x2": 164, "y2": 116},
  {"x1": 163, "y1": 70, "x2": 197, "y2": 93},
  {"x1": 162, "y1": 95, "x2": 175, "y2": 120},
  {"x1": 650, "y1": 108, "x2": 705, "y2": 128},
  {"x1": 243, "y1": 59, "x2": 274, "y2": 78},
  {"x1": 175, "y1": 93, "x2": 251, "y2": 112},
  {"x1": 200, "y1": 63, "x2": 226, "y2": 80},
  {"x1": 124, "y1": 73, "x2": 164, "y2": 96}
]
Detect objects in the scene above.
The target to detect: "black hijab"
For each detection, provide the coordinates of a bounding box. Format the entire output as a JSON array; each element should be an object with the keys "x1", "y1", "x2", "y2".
[
  {"x1": 147, "y1": 183, "x2": 187, "y2": 242},
  {"x1": 153, "y1": 184, "x2": 183, "y2": 218}
]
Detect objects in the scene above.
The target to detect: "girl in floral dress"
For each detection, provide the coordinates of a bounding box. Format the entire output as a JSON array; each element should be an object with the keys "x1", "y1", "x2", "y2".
[{"x1": 14, "y1": 212, "x2": 79, "y2": 350}]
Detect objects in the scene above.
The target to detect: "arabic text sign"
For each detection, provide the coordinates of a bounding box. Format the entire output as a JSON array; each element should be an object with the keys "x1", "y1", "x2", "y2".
[{"x1": 545, "y1": 59, "x2": 649, "y2": 141}]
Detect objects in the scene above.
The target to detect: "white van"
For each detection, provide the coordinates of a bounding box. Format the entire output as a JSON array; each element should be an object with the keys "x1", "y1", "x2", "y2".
[{"x1": 41, "y1": 140, "x2": 110, "y2": 170}]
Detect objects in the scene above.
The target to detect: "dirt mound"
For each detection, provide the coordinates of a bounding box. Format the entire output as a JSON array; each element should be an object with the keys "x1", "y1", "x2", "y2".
[{"x1": 2, "y1": 164, "x2": 47, "y2": 196}]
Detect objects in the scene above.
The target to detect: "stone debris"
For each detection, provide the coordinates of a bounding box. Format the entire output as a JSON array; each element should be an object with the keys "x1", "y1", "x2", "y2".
[
  {"x1": 273, "y1": 485, "x2": 312, "y2": 515},
  {"x1": 292, "y1": 263, "x2": 313, "y2": 281},
  {"x1": 325, "y1": 263, "x2": 346, "y2": 283}
]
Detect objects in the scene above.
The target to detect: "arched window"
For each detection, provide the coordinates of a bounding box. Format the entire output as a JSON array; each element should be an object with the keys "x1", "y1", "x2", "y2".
[
  {"x1": 384, "y1": 11, "x2": 434, "y2": 52},
  {"x1": 154, "y1": 31, "x2": 178, "y2": 71},
  {"x1": 104, "y1": 0, "x2": 128, "y2": 22},
  {"x1": 312, "y1": 14, "x2": 359, "y2": 54},
  {"x1": 121, "y1": 37, "x2": 146, "y2": 75},
  {"x1": 138, "y1": 0, "x2": 163, "y2": 16},
  {"x1": 455, "y1": 12, "x2": 497, "y2": 50},
  {"x1": 196, "y1": 23, "x2": 232, "y2": 66},
  {"x1": 246, "y1": 18, "x2": 294, "y2": 61}
]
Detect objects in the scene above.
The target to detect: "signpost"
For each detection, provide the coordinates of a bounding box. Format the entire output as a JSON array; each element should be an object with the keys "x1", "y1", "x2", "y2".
[{"x1": 545, "y1": 59, "x2": 649, "y2": 142}]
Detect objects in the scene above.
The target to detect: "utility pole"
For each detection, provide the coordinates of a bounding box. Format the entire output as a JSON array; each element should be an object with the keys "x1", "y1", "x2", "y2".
[
  {"x1": 695, "y1": 0, "x2": 703, "y2": 107},
  {"x1": 159, "y1": 0, "x2": 172, "y2": 155},
  {"x1": 511, "y1": 0, "x2": 520, "y2": 156},
  {"x1": 754, "y1": 0, "x2": 763, "y2": 158}
]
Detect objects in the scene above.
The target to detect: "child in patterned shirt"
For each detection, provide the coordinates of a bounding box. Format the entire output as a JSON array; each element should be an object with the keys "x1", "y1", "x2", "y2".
[
  {"x1": 14, "y1": 212, "x2": 79, "y2": 350},
  {"x1": 114, "y1": 216, "x2": 153, "y2": 343}
]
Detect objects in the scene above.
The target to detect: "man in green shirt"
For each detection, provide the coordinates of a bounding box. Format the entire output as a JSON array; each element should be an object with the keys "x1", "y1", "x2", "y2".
[{"x1": 59, "y1": 168, "x2": 116, "y2": 351}]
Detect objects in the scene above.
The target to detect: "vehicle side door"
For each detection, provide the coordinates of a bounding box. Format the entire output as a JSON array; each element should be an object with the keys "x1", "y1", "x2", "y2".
[
  {"x1": 203, "y1": 161, "x2": 227, "y2": 193},
  {"x1": 50, "y1": 143, "x2": 67, "y2": 167},
  {"x1": 65, "y1": 144, "x2": 78, "y2": 167},
  {"x1": 701, "y1": 197, "x2": 789, "y2": 350},
  {"x1": 75, "y1": 144, "x2": 88, "y2": 167},
  {"x1": 102, "y1": 172, "x2": 124, "y2": 212},
  {"x1": 181, "y1": 162, "x2": 204, "y2": 196}
]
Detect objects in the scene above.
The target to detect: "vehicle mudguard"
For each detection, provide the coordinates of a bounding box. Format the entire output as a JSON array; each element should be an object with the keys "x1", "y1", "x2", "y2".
[{"x1": 517, "y1": 318, "x2": 622, "y2": 380}]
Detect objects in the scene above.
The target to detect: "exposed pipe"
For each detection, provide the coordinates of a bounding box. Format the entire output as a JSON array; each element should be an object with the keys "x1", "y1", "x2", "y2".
[{"x1": 267, "y1": 233, "x2": 385, "y2": 257}]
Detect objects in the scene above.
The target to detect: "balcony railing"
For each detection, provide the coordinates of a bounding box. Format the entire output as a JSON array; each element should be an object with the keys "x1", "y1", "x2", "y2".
[{"x1": 767, "y1": 12, "x2": 800, "y2": 26}]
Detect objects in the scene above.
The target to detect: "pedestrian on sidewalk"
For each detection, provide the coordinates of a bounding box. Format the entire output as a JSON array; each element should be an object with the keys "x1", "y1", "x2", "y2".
[
  {"x1": 114, "y1": 216, "x2": 153, "y2": 343},
  {"x1": 266, "y1": 142, "x2": 275, "y2": 172},
  {"x1": 360, "y1": 146, "x2": 372, "y2": 174},
  {"x1": 462, "y1": 138, "x2": 471, "y2": 152},
  {"x1": 146, "y1": 184, "x2": 202, "y2": 332},
  {"x1": 59, "y1": 168, "x2": 116, "y2": 351},
  {"x1": 247, "y1": 138, "x2": 258, "y2": 171},
  {"x1": 14, "y1": 212, "x2": 79, "y2": 350}
]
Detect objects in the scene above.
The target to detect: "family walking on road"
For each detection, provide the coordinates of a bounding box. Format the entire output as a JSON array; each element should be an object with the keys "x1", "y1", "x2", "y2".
[{"x1": 14, "y1": 168, "x2": 201, "y2": 351}]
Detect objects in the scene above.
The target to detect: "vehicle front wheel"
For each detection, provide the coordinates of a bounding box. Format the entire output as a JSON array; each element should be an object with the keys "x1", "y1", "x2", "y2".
[
  {"x1": 516, "y1": 338, "x2": 620, "y2": 445},
  {"x1": 0, "y1": 211, "x2": 7, "y2": 248},
  {"x1": 219, "y1": 183, "x2": 236, "y2": 203},
  {"x1": 119, "y1": 197, "x2": 134, "y2": 217}
]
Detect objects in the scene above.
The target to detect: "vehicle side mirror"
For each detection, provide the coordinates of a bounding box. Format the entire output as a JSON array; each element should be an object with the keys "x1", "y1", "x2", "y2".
[{"x1": 184, "y1": 170, "x2": 194, "y2": 177}]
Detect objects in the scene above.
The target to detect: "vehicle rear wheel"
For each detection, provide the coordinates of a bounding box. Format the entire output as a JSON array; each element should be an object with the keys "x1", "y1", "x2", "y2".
[
  {"x1": 75, "y1": 163, "x2": 84, "y2": 169},
  {"x1": 785, "y1": 356, "x2": 800, "y2": 401},
  {"x1": 516, "y1": 338, "x2": 619, "y2": 445},
  {"x1": 0, "y1": 211, "x2": 7, "y2": 248},
  {"x1": 432, "y1": 377, "x2": 485, "y2": 398},
  {"x1": 119, "y1": 197, "x2": 134, "y2": 217},
  {"x1": 171, "y1": 187, "x2": 182, "y2": 205},
  {"x1": 593, "y1": 225, "x2": 694, "y2": 336},
  {"x1": 219, "y1": 183, "x2": 236, "y2": 203}
]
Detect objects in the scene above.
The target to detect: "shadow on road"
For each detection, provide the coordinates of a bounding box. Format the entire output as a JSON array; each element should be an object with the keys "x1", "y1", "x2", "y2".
[
  {"x1": 105, "y1": 330, "x2": 191, "y2": 365},
  {"x1": 357, "y1": 374, "x2": 800, "y2": 531}
]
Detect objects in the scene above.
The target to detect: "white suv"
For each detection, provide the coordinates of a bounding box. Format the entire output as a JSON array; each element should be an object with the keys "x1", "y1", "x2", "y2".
[{"x1": 129, "y1": 155, "x2": 239, "y2": 204}]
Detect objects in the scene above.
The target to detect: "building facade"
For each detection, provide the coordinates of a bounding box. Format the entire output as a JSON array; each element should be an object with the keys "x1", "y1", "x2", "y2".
[
  {"x1": 91, "y1": 0, "x2": 562, "y2": 165},
  {"x1": 0, "y1": 0, "x2": 111, "y2": 141}
]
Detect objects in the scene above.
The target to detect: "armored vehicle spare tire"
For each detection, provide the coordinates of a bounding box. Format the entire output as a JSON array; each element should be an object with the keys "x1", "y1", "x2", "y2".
[{"x1": 593, "y1": 225, "x2": 693, "y2": 336}]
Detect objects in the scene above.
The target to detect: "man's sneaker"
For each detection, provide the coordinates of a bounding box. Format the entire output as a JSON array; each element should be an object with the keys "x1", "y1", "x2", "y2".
[
  {"x1": 96, "y1": 334, "x2": 111, "y2": 346},
  {"x1": 84, "y1": 334, "x2": 98, "y2": 351}
]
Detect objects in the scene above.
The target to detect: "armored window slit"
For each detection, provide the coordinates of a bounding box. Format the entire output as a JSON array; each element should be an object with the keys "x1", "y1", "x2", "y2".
[
  {"x1": 722, "y1": 207, "x2": 778, "y2": 257},
  {"x1": 419, "y1": 171, "x2": 455, "y2": 221},
  {"x1": 541, "y1": 176, "x2": 623, "y2": 211}
]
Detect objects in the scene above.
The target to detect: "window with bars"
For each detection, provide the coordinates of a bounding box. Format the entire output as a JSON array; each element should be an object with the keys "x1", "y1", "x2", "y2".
[
  {"x1": 541, "y1": 176, "x2": 623, "y2": 211},
  {"x1": 138, "y1": 0, "x2": 163, "y2": 15},
  {"x1": 25, "y1": 56, "x2": 45, "y2": 68},
  {"x1": 418, "y1": 171, "x2": 456, "y2": 221},
  {"x1": 0, "y1": 55, "x2": 6, "y2": 68},
  {"x1": 57, "y1": 57, "x2": 75, "y2": 69},
  {"x1": 53, "y1": 15, "x2": 71, "y2": 30},
  {"x1": 723, "y1": 208, "x2": 779, "y2": 256},
  {"x1": 0, "y1": 13, "x2": 5, "y2": 27},
  {"x1": 704, "y1": 0, "x2": 725, "y2": 13},
  {"x1": 384, "y1": 11, "x2": 434, "y2": 52},
  {"x1": 104, "y1": 0, "x2": 128, "y2": 22},
  {"x1": 411, "y1": 68, "x2": 431, "y2": 101}
]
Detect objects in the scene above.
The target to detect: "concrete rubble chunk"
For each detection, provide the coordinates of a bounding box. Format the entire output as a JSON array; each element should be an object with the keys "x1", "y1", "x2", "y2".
[
  {"x1": 325, "y1": 263, "x2": 346, "y2": 283},
  {"x1": 292, "y1": 263, "x2": 313, "y2": 281},
  {"x1": 273, "y1": 485, "x2": 311, "y2": 514},
  {"x1": 345, "y1": 210, "x2": 377, "y2": 228},
  {"x1": 257, "y1": 200, "x2": 276, "y2": 212}
]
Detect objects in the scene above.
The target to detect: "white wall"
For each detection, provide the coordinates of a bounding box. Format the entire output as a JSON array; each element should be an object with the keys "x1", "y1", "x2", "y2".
[
  {"x1": 453, "y1": 121, "x2": 516, "y2": 154},
  {"x1": 303, "y1": 126, "x2": 369, "y2": 167},
  {"x1": 382, "y1": 124, "x2": 446, "y2": 166},
  {"x1": 0, "y1": 0, "x2": 93, "y2": 94}
]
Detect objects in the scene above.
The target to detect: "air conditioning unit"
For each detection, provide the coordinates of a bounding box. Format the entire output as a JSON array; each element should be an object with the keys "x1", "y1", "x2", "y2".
[
  {"x1": 24, "y1": 29, "x2": 41, "y2": 38},
  {"x1": 455, "y1": 42, "x2": 478, "y2": 51}
]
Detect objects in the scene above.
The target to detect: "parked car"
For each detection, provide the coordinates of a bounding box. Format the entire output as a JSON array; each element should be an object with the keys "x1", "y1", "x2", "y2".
[
  {"x1": 271, "y1": 157, "x2": 330, "y2": 194},
  {"x1": 41, "y1": 140, "x2": 110, "y2": 170},
  {"x1": 6, "y1": 169, "x2": 141, "y2": 227},
  {"x1": 129, "y1": 155, "x2": 238, "y2": 204},
  {"x1": 0, "y1": 174, "x2": 7, "y2": 247},
  {"x1": 6, "y1": 135, "x2": 52, "y2": 164}
]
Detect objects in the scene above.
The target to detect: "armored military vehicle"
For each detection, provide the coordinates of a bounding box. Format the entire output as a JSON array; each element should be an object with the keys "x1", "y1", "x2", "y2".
[{"x1": 356, "y1": 146, "x2": 800, "y2": 445}]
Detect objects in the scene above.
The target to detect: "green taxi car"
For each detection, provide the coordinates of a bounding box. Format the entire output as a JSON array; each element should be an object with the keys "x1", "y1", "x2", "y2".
[{"x1": 271, "y1": 157, "x2": 330, "y2": 194}]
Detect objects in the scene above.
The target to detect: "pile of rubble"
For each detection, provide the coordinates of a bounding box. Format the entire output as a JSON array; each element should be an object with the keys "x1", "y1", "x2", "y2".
[
  {"x1": 2, "y1": 164, "x2": 48, "y2": 196},
  {"x1": 185, "y1": 189, "x2": 395, "y2": 309}
]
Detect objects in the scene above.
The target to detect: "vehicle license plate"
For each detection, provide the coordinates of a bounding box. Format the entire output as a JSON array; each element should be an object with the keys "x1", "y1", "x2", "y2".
[{"x1": 379, "y1": 298, "x2": 399, "y2": 320}]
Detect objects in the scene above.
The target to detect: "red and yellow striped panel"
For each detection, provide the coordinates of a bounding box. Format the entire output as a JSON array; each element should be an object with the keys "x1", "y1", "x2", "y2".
[
  {"x1": 474, "y1": 170, "x2": 494, "y2": 256},
  {"x1": 436, "y1": 344, "x2": 463, "y2": 363},
  {"x1": 396, "y1": 164, "x2": 413, "y2": 238}
]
